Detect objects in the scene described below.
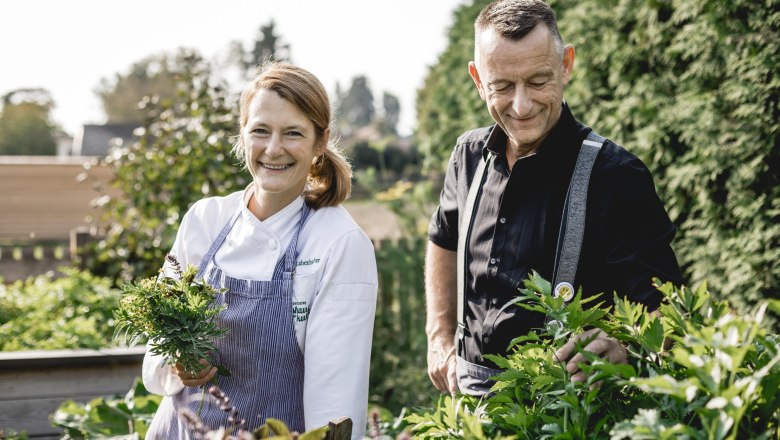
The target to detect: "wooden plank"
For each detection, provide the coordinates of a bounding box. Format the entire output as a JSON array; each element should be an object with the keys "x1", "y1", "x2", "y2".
[
  {"x1": 0, "y1": 363, "x2": 141, "y2": 400},
  {"x1": 0, "y1": 396, "x2": 67, "y2": 437},
  {"x1": 0, "y1": 347, "x2": 145, "y2": 438},
  {"x1": 326, "y1": 416, "x2": 353, "y2": 440}
]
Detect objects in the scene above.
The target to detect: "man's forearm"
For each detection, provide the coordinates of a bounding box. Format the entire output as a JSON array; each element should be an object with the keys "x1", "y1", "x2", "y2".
[{"x1": 425, "y1": 242, "x2": 458, "y2": 342}]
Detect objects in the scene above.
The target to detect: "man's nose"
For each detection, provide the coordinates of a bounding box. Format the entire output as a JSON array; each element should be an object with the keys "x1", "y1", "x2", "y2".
[{"x1": 511, "y1": 85, "x2": 533, "y2": 116}]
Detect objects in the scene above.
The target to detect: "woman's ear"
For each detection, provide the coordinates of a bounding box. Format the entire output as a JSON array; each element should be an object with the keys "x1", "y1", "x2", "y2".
[{"x1": 318, "y1": 128, "x2": 330, "y2": 156}]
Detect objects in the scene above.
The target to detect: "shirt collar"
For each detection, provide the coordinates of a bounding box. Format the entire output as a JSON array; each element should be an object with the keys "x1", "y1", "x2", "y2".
[{"x1": 241, "y1": 184, "x2": 305, "y2": 227}]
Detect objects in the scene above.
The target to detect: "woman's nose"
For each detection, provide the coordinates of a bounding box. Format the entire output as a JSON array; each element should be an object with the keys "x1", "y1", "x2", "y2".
[{"x1": 264, "y1": 134, "x2": 283, "y2": 156}]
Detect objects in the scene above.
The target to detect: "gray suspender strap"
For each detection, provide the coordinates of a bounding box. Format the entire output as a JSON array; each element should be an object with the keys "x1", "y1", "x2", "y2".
[
  {"x1": 456, "y1": 152, "x2": 493, "y2": 348},
  {"x1": 551, "y1": 130, "x2": 606, "y2": 299}
]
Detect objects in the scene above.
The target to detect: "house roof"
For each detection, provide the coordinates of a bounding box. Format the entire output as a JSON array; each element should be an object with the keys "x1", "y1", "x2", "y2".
[{"x1": 72, "y1": 123, "x2": 139, "y2": 157}]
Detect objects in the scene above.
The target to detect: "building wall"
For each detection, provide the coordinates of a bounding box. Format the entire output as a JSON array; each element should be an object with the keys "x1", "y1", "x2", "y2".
[{"x1": 0, "y1": 156, "x2": 111, "y2": 242}]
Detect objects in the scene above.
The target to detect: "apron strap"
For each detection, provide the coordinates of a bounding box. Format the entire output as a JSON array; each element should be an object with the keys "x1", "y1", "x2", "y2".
[
  {"x1": 551, "y1": 130, "x2": 605, "y2": 296},
  {"x1": 196, "y1": 208, "x2": 242, "y2": 279},
  {"x1": 456, "y1": 151, "x2": 494, "y2": 354}
]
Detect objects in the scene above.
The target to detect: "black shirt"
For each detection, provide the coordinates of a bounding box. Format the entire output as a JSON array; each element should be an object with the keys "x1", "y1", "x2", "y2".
[{"x1": 428, "y1": 102, "x2": 684, "y2": 367}]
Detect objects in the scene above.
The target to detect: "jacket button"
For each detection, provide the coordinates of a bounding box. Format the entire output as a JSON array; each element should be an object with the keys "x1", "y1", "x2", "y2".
[
  {"x1": 499, "y1": 217, "x2": 506, "y2": 224},
  {"x1": 489, "y1": 258, "x2": 496, "y2": 265},
  {"x1": 483, "y1": 335, "x2": 490, "y2": 344}
]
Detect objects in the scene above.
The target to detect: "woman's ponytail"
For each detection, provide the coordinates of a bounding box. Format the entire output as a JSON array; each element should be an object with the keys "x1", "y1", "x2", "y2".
[{"x1": 305, "y1": 145, "x2": 352, "y2": 209}]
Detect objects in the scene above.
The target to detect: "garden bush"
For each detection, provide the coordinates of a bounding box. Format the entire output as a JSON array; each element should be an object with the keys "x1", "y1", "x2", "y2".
[
  {"x1": 0, "y1": 268, "x2": 120, "y2": 351},
  {"x1": 406, "y1": 273, "x2": 780, "y2": 439}
]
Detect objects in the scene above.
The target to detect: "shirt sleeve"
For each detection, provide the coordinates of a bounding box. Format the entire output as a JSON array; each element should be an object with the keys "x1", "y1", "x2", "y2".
[
  {"x1": 428, "y1": 147, "x2": 460, "y2": 251},
  {"x1": 591, "y1": 154, "x2": 684, "y2": 311},
  {"x1": 141, "y1": 209, "x2": 193, "y2": 397},
  {"x1": 302, "y1": 229, "x2": 378, "y2": 439}
]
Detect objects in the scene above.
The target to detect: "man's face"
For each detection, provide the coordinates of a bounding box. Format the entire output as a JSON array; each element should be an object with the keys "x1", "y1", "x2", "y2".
[{"x1": 470, "y1": 24, "x2": 574, "y2": 155}]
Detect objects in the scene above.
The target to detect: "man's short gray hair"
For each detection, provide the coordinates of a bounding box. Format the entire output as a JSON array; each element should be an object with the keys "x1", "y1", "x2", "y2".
[{"x1": 475, "y1": 0, "x2": 564, "y2": 58}]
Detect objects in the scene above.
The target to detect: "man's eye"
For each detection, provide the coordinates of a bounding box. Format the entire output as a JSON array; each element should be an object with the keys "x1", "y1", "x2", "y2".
[{"x1": 529, "y1": 81, "x2": 547, "y2": 88}]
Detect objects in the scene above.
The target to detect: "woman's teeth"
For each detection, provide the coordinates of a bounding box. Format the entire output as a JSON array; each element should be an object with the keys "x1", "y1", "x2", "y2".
[{"x1": 261, "y1": 163, "x2": 291, "y2": 170}]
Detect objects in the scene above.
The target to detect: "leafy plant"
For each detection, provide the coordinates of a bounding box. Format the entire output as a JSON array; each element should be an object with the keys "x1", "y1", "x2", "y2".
[
  {"x1": 406, "y1": 272, "x2": 780, "y2": 439},
  {"x1": 0, "y1": 268, "x2": 120, "y2": 351},
  {"x1": 0, "y1": 430, "x2": 29, "y2": 440},
  {"x1": 50, "y1": 378, "x2": 161, "y2": 439},
  {"x1": 113, "y1": 254, "x2": 229, "y2": 376}
]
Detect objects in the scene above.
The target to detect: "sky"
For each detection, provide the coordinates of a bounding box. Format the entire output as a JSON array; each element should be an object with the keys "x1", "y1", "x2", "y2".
[{"x1": 0, "y1": 0, "x2": 467, "y2": 137}]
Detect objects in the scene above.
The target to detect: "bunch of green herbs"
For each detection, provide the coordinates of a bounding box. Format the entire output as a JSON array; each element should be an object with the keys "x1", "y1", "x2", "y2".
[
  {"x1": 114, "y1": 254, "x2": 230, "y2": 375},
  {"x1": 406, "y1": 271, "x2": 780, "y2": 439}
]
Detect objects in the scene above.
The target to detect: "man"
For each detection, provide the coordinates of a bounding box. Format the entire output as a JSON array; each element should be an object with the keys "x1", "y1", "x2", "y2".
[{"x1": 425, "y1": 0, "x2": 684, "y2": 396}]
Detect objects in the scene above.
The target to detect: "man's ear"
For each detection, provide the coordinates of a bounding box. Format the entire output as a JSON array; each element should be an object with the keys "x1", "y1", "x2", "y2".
[
  {"x1": 561, "y1": 44, "x2": 575, "y2": 86},
  {"x1": 468, "y1": 61, "x2": 486, "y2": 101}
]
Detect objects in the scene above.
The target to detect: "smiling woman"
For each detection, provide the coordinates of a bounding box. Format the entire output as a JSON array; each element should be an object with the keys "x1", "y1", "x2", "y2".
[
  {"x1": 233, "y1": 63, "x2": 352, "y2": 221},
  {"x1": 142, "y1": 62, "x2": 378, "y2": 440}
]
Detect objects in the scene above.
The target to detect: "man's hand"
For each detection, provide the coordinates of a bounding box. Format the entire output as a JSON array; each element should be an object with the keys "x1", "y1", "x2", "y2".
[
  {"x1": 425, "y1": 242, "x2": 458, "y2": 395},
  {"x1": 427, "y1": 337, "x2": 457, "y2": 395},
  {"x1": 554, "y1": 328, "x2": 627, "y2": 383}
]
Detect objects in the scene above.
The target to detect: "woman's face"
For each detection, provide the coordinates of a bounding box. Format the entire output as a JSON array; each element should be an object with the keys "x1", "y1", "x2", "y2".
[{"x1": 242, "y1": 88, "x2": 325, "y2": 205}]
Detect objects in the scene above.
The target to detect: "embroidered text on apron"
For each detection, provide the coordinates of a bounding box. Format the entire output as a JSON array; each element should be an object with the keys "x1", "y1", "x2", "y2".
[{"x1": 146, "y1": 203, "x2": 311, "y2": 439}]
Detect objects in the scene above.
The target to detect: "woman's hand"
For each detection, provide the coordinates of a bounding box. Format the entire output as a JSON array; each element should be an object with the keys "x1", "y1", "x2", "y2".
[{"x1": 172, "y1": 359, "x2": 217, "y2": 387}]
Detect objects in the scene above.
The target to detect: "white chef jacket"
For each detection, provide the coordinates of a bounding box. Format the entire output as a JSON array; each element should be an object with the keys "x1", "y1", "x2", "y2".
[{"x1": 142, "y1": 187, "x2": 378, "y2": 439}]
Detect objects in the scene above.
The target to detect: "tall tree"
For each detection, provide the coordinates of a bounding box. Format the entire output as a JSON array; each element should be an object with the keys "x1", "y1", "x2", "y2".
[
  {"x1": 95, "y1": 53, "x2": 179, "y2": 124},
  {"x1": 336, "y1": 75, "x2": 375, "y2": 131},
  {"x1": 416, "y1": 0, "x2": 780, "y2": 315},
  {"x1": 229, "y1": 19, "x2": 291, "y2": 75},
  {"x1": 379, "y1": 92, "x2": 401, "y2": 136},
  {"x1": 0, "y1": 88, "x2": 57, "y2": 155}
]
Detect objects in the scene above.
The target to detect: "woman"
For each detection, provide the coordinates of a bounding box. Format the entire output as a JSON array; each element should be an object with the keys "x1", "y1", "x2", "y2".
[{"x1": 143, "y1": 62, "x2": 378, "y2": 439}]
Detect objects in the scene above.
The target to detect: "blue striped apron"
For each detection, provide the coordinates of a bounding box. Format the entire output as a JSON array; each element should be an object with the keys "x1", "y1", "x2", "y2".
[{"x1": 146, "y1": 203, "x2": 310, "y2": 439}]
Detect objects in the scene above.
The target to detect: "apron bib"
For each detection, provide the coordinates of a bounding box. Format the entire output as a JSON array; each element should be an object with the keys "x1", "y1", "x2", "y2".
[{"x1": 146, "y1": 203, "x2": 311, "y2": 439}]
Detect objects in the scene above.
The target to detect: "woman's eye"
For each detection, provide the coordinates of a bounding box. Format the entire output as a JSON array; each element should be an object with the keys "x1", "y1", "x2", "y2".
[
  {"x1": 287, "y1": 131, "x2": 303, "y2": 137},
  {"x1": 252, "y1": 128, "x2": 269, "y2": 135}
]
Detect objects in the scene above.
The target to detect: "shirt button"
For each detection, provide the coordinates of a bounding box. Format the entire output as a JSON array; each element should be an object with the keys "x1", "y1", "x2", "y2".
[
  {"x1": 268, "y1": 239, "x2": 277, "y2": 250},
  {"x1": 491, "y1": 298, "x2": 498, "y2": 305},
  {"x1": 499, "y1": 217, "x2": 506, "y2": 224}
]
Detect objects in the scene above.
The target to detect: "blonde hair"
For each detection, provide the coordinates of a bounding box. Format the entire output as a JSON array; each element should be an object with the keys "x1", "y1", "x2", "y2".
[{"x1": 233, "y1": 62, "x2": 352, "y2": 209}]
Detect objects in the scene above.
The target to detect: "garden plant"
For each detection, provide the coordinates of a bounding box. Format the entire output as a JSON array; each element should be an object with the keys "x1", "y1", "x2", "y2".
[{"x1": 406, "y1": 272, "x2": 780, "y2": 439}]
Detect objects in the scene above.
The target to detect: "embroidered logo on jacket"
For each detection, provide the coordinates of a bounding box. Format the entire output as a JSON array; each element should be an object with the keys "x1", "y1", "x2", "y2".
[
  {"x1": 293, "y1": 301, "x2": 310, "y2": 322},
  {"x1": 296, "y1": 257, "x2": 321, "y2": 267}
]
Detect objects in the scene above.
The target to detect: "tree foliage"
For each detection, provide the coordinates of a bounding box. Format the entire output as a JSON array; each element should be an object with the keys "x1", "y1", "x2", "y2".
[
  {"x1": 415, "y1": 0, "x2": 780, "y2": 311},
  {"x1": 84, "y1": 50, "x2": 249, "y2": 282},
  {"x1": 336, "y1": 75, "x2": 376, "y2": 131},
  {"x1": 95, "y1": 53, "x2": 180, "y2": 124},
  {"x1": 229, "y1": 19, "x2": 291, "y2": 75},
  {"x1": 0, "y1": 88, "x2": 57, "y2": 155}
]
